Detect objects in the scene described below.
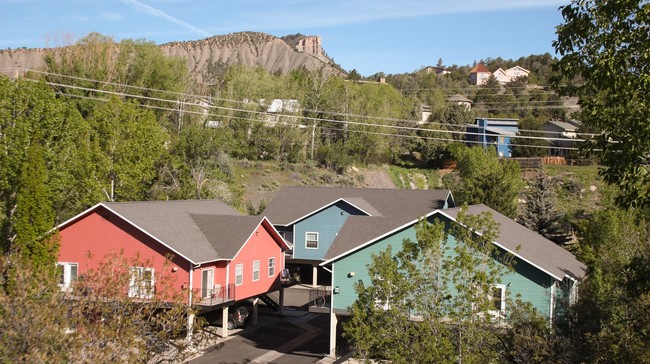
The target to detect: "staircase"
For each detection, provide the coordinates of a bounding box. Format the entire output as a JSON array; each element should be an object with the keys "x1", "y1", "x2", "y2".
[{"x1": 259, "y1": 290, "x2": 280, "y2": 310}]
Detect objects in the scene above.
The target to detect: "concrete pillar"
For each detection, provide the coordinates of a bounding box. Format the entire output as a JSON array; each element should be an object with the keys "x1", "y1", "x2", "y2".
[
  {"x1": 186, "y1": 311, "x2": 195, "y2": 344},
  {"x1": 329, "y1": 313, "x2": 338, "y2": 358},
  {"x1": 252, "y1": 297, "x2": 259, "y2": 326},
  {"x1": 312, "y1": 265, "x2": 318, "y2": 287},
  {"x1": 279, "y1": 287, "x2": 285, "y2": 316},
  {"x1": 222, "y1": 306, "x2": 229, "y2": 338}
]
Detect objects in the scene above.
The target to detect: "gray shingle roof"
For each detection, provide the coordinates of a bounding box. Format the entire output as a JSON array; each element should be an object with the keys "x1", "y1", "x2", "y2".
[
  {"x1": 443, "y1": 205, "x2": 585, "y2": 280},
  {"x1": 103, "y1": 200, "x2": 242, "y2": 263},
  {"x1": 323, "y1": 204, "x2": 585, "y2": 281},
  {"x1": 262, "y1": 187, "x2": 451, "y2": 226},
  {"x1": 324, "y1": 216, "x2": 403, "y2": 260},
  {"x1": 191, "y1": 214, "x2": 264, "y2": 259}
]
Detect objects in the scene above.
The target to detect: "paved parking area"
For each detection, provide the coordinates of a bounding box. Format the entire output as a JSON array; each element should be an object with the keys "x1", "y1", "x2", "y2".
[
  {"x1": 189, "y1": 311, "x2": 329, "y2": 364},
  {"x1": 188, "y1": 285, "x2": 332, "y2": 364}
]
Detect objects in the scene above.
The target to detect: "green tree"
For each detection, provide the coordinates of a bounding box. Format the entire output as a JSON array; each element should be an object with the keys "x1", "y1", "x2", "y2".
[
  {"x1": 518, "y1": 171, "x2": 571, "y2": 245},
  {"x1": 445, "y1": 145, "x2": 524, "y2": 218},
  {"x1": 344, "y1": 208, "x2": 519, "y2": 363},
  {"x1": 10, "y1": 141, "x2": 58, "y2": 268},
  {"x1": 0, "y1": 77, "x2": 96, "y2": 245},
  {"x1": 553, "y1": 0, "x2": 650, "y2": 208},
  {"x1": 45, "y1": 32, "x2": 190, "y2": 126},
  {"x1": 572, "y1": 208, "x2": 650, "y2": 362},
  {"x1": 89, "y1": 96, "x2": 168, "y2": 201}
]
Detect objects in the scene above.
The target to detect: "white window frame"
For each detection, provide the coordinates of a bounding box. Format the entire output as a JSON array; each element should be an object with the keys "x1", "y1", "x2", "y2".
[
  {"x1": 305, "y1": 232, "x2": 319, "y2": 249},
  {"x1": 235, "y1": 264, "x2": 243, "y2": 286},
  {"x1": 268, "y1": 257, "x2": 276, "y2": 277},
  {"x1": 489, "y1": 284, "x2": 506, "y2": 315},
  {"x1": 201, "y1": 268, "x2": 214, "y2": 299},
  {"x1": 57, "y1": 262, "x2": 78, "y2": 291},
  {"x1": 129, "y1": 267, "x2": 155, "y2": 299},
  {"x1": 252, "y1": 260, "x2": 260, "y2": 282}
]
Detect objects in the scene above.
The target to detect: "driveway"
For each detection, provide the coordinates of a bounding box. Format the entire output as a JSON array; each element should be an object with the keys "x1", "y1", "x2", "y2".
[{"x1": 189, "y1": 310, "x2": 330, "y2": 364}]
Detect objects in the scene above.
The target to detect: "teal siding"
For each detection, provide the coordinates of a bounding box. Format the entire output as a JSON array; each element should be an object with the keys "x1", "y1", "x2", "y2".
[
  {"x1": 332, "y1": 225, "x2": 419, "y2": 311},
  {"x1": 331, "y1": 215, "x2": 555, "y2": 318},
  {"x1": 293, "y1": 202, "x2": 366, "y2": 261}
]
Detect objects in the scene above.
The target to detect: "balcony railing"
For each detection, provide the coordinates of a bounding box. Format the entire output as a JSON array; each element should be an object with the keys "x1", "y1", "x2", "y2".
[
  {"x1": 308, "y1": 287, "x2": 331, "y2": 313},
  {"x1": 198, "y1": 284, "x2": 235, "y2": 306}
]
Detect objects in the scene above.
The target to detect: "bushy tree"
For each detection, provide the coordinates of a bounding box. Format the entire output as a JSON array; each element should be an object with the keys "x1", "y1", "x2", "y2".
[
  {"x1": 89, "y1": 96, "x2": 168, "y2": 201},
  {"x1": 572, "y1": 208, "x2": 650, "y2": 362},
  {"x1": 554, "y1": 0, "x2": 650, "y2": 208},
  {"x1": 344, "y1": 208, "x2": 528, "y2": 363},
  {"x1": 0, "y1": 252, "x2": 204, "y2": 363},
  {"x1": 445, "y1": 145, "x2": 524, "y2": 218},
  {"x1": 0, "y1": 77, "x2": 96, "y2": 246}
]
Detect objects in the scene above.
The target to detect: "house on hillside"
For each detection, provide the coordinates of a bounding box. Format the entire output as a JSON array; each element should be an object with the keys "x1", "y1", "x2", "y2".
[
  {"x1": 469, "y1": 63, "x2": 491, "y2": 85},
  {"x1": 320, "y1": 204, "x2": 586, "y2": 357},
  {"x1": 505, "y1": 66, "x2": 530, "y2": 80},
  {"x1": 420, "y1": 65, "x2": 451, "y2": 76},
  {"x1": 494, "y1": 66, "x2": 531, "y2": 85},
  {"x1": 446, "y1": 94, "x2": 473, "y2": 110},
  {"x1": 465, "y1": 117, "x2": 519, "y2": 157},
  {"x1": 493, "y1": 68, "x2": 509, "y2": 84},
  {"x1": 541, "y1": 119, "x2": 582, "y2": 156},
  {"x1": 261, "y1": 187, "x2": 454, "y2": 290},
  {"x1": 57, "y1": 199, "x2": 289, "y2": 337}
]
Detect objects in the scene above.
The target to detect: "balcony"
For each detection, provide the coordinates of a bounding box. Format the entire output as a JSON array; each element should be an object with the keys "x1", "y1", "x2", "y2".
[
  {"x1": 308, "y1": 286, "x2": 331, "y2": 313},
  {"x1": 197, "y1": 284, "x2": 235, "y2": 307}
]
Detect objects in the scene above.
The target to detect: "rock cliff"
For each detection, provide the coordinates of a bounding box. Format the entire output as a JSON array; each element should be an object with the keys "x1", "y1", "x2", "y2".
[{"x1": 0, "y1": 32, "x2": 341, "y2": 83}]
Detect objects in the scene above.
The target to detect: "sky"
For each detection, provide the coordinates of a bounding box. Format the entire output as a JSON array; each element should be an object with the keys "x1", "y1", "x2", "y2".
[{"x1": 0, "y1": 0, "x2": 569, "y2": 76}]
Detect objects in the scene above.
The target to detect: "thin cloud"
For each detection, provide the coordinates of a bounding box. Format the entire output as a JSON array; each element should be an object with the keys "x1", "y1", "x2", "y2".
[
  {"x1": 209, "y1": 0, "x2": 565, "y2": 32},
  {"x1": 118, "y1": 0, "x2": 212, "y2": 37}
]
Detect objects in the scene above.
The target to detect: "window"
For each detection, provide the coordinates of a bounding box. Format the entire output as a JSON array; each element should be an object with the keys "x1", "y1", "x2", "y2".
[
  {"x1": 129, "y1": 267, "x2": 154, "y2": 299},
  {"x1": 56, "y1": 262, "x2": 78, "y2": 291},
  {"x1": 489, "y1": 284, "x2": 506, "y2": 313},
  {"x1": 235, "y1": 264, "x2": 243, "y2": 286},
  {"x1": 305, "y1": 232, "x2": 319, "y2": 249},
  {"x1": 268, "y1": 257, "x2": 276, "y2": 277},
  {"x1": 252, "y1": 260, "x2": 260, "y2": 281},
  {"x1": 201, "y1": 269, "x2": 214, "y2": 298}
]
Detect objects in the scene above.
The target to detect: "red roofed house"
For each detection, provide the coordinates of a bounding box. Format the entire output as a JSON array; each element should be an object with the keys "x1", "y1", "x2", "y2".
[
  {"x1": 57, "y1": 199, "x2": 289, "y2": 337},
  {"x1": 469, "y1": 63, "x2": 492, "y2": 85}
]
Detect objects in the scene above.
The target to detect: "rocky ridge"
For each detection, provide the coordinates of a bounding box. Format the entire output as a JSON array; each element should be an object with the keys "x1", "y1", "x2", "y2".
[{"x1": 0, "y1": 32, "x2": 342, "y2": 83}]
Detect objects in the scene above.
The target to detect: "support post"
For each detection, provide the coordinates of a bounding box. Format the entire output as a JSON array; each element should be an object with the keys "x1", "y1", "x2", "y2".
[
  {"x1": 312, "y1": 265, "x2": 318, "y2": 287},
  {"x1": 252, "y1": 297, "x2": 259, "y2": 326},
  {"x1": 329, "y1": 313, "x2": 338, "y2": 358},
  {"x1": 279, "y1": 286, "x2": 285, "y2": 316},
  {"x1": 222, "y1": 306, "x2": 229, "y2": 338}
]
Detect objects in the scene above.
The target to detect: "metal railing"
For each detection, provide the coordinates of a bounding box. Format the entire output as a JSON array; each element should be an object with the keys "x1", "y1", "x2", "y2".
[
  {"x1": 309, "y1": 287, "x2": 331, "y2": 308},
  {"x1": 198, "y1": 284, "x2": 235, "y2": 306}
]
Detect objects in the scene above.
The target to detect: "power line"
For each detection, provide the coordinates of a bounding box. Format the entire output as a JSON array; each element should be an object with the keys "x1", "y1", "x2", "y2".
[
  {"x1": 48, "y1": 81, "x2": 589, "y2": 143},
  {"x1": 16, "y1": 68, "x2": 594, "y2": 136},
  {"x1": 54, "y1": 90, "x2": 586, "y2": 151}
]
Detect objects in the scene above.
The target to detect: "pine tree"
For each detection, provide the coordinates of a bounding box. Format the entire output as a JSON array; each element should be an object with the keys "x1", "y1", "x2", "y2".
[{"x1": 518, "y1": 170, "x2": 571, "y2": 245}]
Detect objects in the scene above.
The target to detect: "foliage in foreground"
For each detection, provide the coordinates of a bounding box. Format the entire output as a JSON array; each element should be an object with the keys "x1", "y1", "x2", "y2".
[
  {"x1": 0, "y1": 252, "x2": 205, "y2": 363},
  {"x1": 343, "y1": 208, "x2": 559, "y2": 363}
]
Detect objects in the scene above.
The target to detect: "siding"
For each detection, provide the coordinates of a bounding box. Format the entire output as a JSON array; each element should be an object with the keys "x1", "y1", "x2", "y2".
[
  {"x1": 293, "y1": 202, "x2": 366, "y2": 261},
  {"x1": 227, "y1": 223, "x2": 284, "y2": 301},
  {"x1": 58, "y1": 208, "x2": 190, "y2": 301},
  {"x1": 331, "y1": 215, "x2": 555, "y2": 318}
]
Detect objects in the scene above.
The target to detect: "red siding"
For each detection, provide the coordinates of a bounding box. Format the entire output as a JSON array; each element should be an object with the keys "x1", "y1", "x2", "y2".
[
  {"x1": 228, "y1": 221, "x2": 284, "y2": 301},
  {"x1": 58, "y1": 207, "x2": 190, "y2": 301},
  {"x1": 59, "y1": 206, "x2": 285, "y2": 305}
]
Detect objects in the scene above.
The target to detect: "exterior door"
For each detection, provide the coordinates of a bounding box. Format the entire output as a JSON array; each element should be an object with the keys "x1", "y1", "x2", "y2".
[{"x1": 202, "y1": 269, "x2": 214, "y2": 298}]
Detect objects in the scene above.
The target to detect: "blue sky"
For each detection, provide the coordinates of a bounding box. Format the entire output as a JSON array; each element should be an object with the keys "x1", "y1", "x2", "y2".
[{"x1": 0, "y1": 0, "x2": 568, "y2": 76}]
